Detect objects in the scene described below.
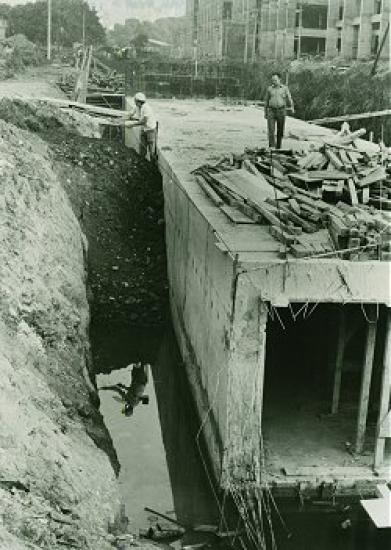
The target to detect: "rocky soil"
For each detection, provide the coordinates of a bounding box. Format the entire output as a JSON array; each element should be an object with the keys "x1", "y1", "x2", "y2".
[{"x1": 45, "y1": 131, "x2": 168, "y2": 372}]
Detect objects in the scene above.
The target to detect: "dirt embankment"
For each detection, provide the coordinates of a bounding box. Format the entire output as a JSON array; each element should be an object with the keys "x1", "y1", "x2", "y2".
[
  {"x1": 0, "y1": 119, "x2": 121, "y2": 548},
  {"x1": 45, "y1": 131, "x2": 168, "y2": 372},
  {"x1": 0, "y1": 98, "x2": 168, "y2": 549}
]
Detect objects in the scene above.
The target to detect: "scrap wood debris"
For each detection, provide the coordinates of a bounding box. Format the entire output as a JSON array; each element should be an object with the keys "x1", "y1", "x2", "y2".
[
  {"x1": 57, "y1": 59, "x2": 125, "y2": 97},
  {"x1": 193, "y1": 135, "x2": 391, "y2": 262}
]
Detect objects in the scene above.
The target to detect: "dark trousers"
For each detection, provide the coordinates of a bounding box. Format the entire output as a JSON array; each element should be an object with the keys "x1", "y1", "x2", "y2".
[
  {"x1": 267, "y1": 108, "x2": 286, "y2": 149},
  {"x1": 140, "y1": 128, "x2": 157, "y2": 160}
]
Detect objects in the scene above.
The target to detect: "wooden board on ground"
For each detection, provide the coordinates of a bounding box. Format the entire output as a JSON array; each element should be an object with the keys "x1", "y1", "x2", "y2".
[
  {"x1": 35, "y1": 96, "x2": 128, "y2": 118},
  {"x1": 220, "y1": 205, "x2": 256, "y2": 224},
  {"x1": 213, "y1": 169, "x2": 287, "y2": 208},
  {"x1": 361, "y1": 489, "x2": 391, "y2": 529}
]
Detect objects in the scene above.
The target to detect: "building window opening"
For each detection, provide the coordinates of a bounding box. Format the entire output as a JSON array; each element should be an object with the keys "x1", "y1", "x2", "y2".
[
  {"x1": 371, "y1": 34, "x2": 380, "y2": 55},
  {"x1": 338, "y1": 2, "x2": 344, "y2": 20},
  {"x1": 223, "y1": 1, "x2": 233, "y2": 20},
  {"x1": 295, "y1": 8, "x2": 301, "y2": 28},
  {"x1": 300, "y1": 36, "x2": 326, "y2": 56},
  {"x1": 337, "y1": 36, "x2": 342, "y2": 53},
  {"x1": 374, "y1": 0, "x2": 382, "y2": 15},
  {"x1": 302, "y1": 5, "x2": 328, "y2": 29},
  {"x1": 352, "y1": 25, "x2": 360, "y2": 59}
]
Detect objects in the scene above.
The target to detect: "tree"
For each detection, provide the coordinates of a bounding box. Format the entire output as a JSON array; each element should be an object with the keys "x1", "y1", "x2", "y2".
[
  {"x1": 7, "y1": 0, "x2": 106, "y2": 47},
  {"x1": 131, "y1": 32, "x2": 149, "y2": 51}
]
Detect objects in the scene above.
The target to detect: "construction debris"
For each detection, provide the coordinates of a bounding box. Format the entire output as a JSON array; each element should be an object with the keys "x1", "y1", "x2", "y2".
[
  {"x1": 57, "y1": 55, "x2": 125, "y2": 97},
  {"x1": 194, "y1": 139, "x2": 391, "y2": 261}
]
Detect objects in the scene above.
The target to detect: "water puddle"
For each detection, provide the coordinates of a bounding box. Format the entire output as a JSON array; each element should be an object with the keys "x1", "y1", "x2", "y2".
[
  {"x1": 97, "y1": 325, "x2": 390, "y2": 550},
  {"x1": 98, "y1": 326, "x2": 221, "y2": 548}
]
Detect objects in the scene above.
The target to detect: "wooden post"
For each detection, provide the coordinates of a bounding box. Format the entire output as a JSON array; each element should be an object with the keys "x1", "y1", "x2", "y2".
[
  {"x1": 355, "y1": 306, "x2": 377, "y2": 454},
  {"x1": 331, "y1": 306, "x2": 346, "y2": 414},
  {"x1": 374, "y1": 309, "x2": 391, "y2": 469},
  {"x1": 47, "y1": 0, "x2": 52, "y2": 61}
]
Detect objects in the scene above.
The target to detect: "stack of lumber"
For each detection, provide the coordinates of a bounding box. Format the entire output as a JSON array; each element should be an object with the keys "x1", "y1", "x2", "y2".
[
  {"x1": 57, "y1": 58, "x2": 125, "y2": 97},
  {"x1": 193, "y1": 143, "x2": 391, "y2": 261}
]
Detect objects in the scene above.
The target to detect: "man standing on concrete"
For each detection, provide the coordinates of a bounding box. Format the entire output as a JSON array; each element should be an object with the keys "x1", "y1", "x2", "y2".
[
  {"x1": 125, "y1": 92, "x2": 157, "y2": 161},
  {"x1": 264, "y1": 73, "x2": 294, "y2": 149}
]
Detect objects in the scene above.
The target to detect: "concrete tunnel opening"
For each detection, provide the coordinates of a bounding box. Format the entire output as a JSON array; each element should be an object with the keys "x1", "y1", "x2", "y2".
[{"x1": 262, "y1": 302, "x2": 390, "y2": 478}]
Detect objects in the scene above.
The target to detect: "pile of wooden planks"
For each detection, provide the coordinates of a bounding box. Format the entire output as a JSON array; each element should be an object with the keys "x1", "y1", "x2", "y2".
[{"x1": 193, "y1": 143, "x2": 391, "y2": 261}]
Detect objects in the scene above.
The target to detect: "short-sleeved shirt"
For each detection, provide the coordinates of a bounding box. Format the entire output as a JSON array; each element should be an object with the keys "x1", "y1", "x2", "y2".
[
  {"x1": 265, "y1": 84, "x2": 293, "y2": 110},
  {"x1": 131, "y1": 103, "x2": 157, "y2": 132}
]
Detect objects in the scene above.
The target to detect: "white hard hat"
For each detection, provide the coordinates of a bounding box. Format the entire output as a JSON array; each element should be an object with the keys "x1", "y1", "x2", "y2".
[{"x1": 134, "y1": 92, "x2": 146, "y2": 103}]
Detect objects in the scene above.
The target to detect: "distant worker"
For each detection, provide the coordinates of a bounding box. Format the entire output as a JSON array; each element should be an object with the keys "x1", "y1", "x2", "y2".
[
  {"x1": 100, "y1": 363, "x2": 150, "y2": 417},
  {"x1": 124, "y1": 92, "x2": 158, "y2": 161},
  {"x1": 264, "y1": 73, "x2": 294, "y2": 150}
]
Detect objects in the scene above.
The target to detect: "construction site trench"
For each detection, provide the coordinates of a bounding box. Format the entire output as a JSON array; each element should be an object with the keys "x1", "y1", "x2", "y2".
[{"x1": 0, "y1": 98, "x2": 389, "y2": 550}]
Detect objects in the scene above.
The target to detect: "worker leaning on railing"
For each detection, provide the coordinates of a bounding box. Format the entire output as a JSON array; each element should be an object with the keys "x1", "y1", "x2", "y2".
[{"x1": 122, "y1": 92, "x2": 158, "y2": 161}]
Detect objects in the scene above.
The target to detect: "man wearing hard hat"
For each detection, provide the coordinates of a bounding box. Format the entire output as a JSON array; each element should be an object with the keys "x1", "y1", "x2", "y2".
[{"x1": 125, "y1": 92, "x2": 158, "y2": 161}]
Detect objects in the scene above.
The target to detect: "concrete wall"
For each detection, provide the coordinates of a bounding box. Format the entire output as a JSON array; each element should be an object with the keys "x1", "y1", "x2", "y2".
[
  {"x1": 159, "y1": 152, "x2": 265, "y2": 487},
  {"x1": 161, "y1": 153, "x2": 232, "y2": 483}
]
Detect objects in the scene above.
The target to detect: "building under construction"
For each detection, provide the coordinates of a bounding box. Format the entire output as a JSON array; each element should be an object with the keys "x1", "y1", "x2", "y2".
[{"x1": 185, "y1": 0, "x2": 390, "y2": 61}]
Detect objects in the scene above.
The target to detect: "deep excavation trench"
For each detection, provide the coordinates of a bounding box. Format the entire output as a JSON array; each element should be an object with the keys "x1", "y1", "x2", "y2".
[
  {"x1": 43, "y1": 127, "x2": 390, "y2": 550},
  {"x1": 1, "y1": 99, "x2": 388, "y2": 549},
  {"x1": 43, "y1": 128, "x2": 226, "y2": 548}
]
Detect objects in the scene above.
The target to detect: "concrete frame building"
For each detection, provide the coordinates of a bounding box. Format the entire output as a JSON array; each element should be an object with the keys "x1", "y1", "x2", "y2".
[
  {"x1": 326, "y1": 0, "x2": 390, "y2": 61},
  {"x1": 185, "y1": 0, "x2": 390, "y2": 61},
  {"x1": 185, "y1": 0, "x2": 262, "y2": 62}
]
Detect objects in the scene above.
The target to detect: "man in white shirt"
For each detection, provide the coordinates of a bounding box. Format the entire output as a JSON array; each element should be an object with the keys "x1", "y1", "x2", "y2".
[{"x1": 125, "y1": 92, "x2": 157, "y2": 161}]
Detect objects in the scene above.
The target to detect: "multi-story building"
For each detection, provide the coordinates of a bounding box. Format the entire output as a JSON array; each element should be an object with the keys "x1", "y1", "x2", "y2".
[
  {"x1": 326, "y1": 0, "x2": 390, "y2": 60},
  {"x1": 185, "y1": 0, "x2": 262, "y2": 62},
  {"x1": 185, "y1": 0, "x2": 390, "y2": 61}
]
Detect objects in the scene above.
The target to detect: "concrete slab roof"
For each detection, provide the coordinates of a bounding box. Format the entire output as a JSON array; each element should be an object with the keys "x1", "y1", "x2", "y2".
[{"x1": 153, "y1": 99, "x2": 390, "y2": 305}]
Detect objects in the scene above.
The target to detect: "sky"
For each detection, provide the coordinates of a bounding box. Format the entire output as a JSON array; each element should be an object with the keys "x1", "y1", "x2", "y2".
[{"x1": 2, "y1": 0, "x2": 186, "y2": 27}]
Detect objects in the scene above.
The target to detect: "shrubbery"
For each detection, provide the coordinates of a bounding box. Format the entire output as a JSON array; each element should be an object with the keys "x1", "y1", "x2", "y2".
[{"x1": 244, "y1": 59, "x2": 390, "y2": 143}]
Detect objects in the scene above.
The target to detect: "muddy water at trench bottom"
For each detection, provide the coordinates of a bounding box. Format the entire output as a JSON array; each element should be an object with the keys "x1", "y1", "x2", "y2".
[{"x1": 96, "y1": 325, "x2": 390, "y2": 550}]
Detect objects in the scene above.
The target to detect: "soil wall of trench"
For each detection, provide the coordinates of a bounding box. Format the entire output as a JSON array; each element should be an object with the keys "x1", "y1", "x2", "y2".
[
  {"x1": 0, "y1": 118, "x2": 122, "y2": 549},
  {"x1": 0, "y1": 97, "x2": 167, "y2": 550}
]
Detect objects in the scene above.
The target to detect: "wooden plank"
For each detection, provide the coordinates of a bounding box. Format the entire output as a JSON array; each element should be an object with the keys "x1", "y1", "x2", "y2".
[
  {"x1": 356, "y1": 166, "x2": 387, "y2": 188},
  {"x1": 325, "y1": 148, "x2": 344, "y2": 170},
  {"x1": 288, "y1": 198, "x2": 301, "y2": 215},
  {"x1": 213, "y1": 169, "x2": 287, "y2": 206},
  {"x1": 308, "y1": 109, "x2": 391, "y2": 125},
  {"x1": 376, "y1": 484, "x2": 390, "y2": 499},
  {"x1": 361, "y1": 491, "x2": 391, "y2": 529},
  {"x1": 269, "y1": 225, "x2": 296, "y2": 245},
  {"x1": 331, "y1": 307, "x2": 346, "y2": 414},
  {"x1": 36, "y1": 96, "x2": 128, "y2": 118},
  {"x1": 195, "y1": 176, "x2": 224, "y2": 206},
  {"x1": 374, "y1": 309, "x2": 391, "y2": 469},
  {"x1": 339, "y1": 149, "x2": 353, "y2": 168},
  {"x1": 362, "y1": 187, "x2": 370, "y2": 204},
  {"x1": 266, "y1": 199, "x2": 317, "y2": 233},
  {"x1": 355, "y1": 309, "x2": 377, "y2": 454},
  {"x1": 347, "y1": 178, "x2": 359, "y2": 206},
  {"x1": 283, "y1": 466, "x2": 373, "y2": 478},
  {"x1": 242, "y1": 159, "x2": 260, "y2": 175},
  {"x1": 219, "y1": 205, "x2": 256, "y2": 224}
]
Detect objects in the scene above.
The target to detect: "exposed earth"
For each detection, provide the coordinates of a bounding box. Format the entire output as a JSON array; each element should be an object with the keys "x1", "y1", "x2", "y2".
[{"x1": 0, "y1": 70, "x2": 167, "y2": 549}]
